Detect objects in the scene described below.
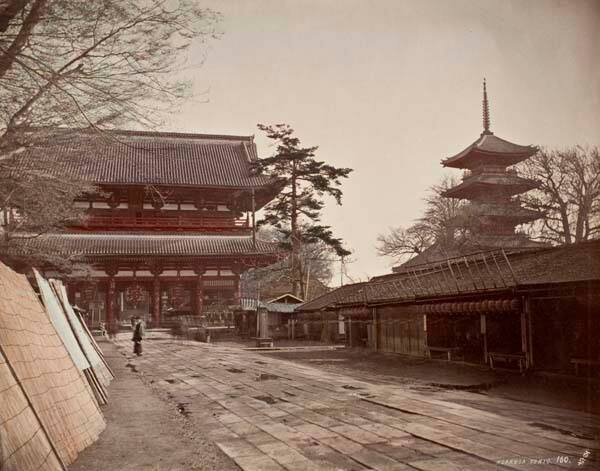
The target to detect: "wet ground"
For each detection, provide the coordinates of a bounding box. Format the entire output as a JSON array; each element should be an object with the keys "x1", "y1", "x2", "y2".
[
  {"x1": 68, "y1": 340, "x2": 238, "y2": 471},
  {"x1": 70, "y1": 338, "x2": 600, "y2": 471},
  {"x1": 262, "y1": 348, "x2": 600, "y2": 415}
]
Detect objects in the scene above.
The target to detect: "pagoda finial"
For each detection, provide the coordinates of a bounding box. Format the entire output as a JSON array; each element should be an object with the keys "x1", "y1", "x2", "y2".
[{"x1": 482, "y1": 78, "x2": 492, "y2": 135}]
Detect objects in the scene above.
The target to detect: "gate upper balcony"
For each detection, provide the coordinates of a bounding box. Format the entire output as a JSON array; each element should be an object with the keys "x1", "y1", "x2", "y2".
[
  {"x1": 12, "y1": 129, "x2": 282, "y2": 232},
  {"x1": 72, "y1": 202, "x2": 251, "y2": 233}
]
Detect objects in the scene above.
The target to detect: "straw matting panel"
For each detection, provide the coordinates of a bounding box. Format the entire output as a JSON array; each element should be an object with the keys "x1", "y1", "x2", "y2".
[
  {"x1": 51, "y1": 280, "x2": 113, "y2": 389},
  {"x1": 0, "y1": 348, "x2": 63, "y2": 471},
  {"x1": 0, "y1": 262, "x2": 105, "y2": 467}
]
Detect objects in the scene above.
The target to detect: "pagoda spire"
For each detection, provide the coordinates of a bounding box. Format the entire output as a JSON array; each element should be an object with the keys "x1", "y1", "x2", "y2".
[{"x1": 482, "y1": 78, "x2": 492, "y2": 135}]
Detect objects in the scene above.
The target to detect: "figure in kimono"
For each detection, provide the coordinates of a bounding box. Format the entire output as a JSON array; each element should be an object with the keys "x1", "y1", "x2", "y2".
[{"x1": 132, "y1": 316, "x2": 145, "y2": 356}]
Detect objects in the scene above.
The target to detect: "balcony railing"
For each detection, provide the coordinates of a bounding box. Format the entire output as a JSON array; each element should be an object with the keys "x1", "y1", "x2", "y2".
[
  {"x1": 462, "y1": 167, "x2": 519, "y2": 180},
  {"x1": 77, "y1": 214, "x2": 250, "y2": 232}
]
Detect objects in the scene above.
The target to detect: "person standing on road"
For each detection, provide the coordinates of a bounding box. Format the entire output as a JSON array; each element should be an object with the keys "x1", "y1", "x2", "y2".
[{"x1": 132, "y1": 316, "x2": 145, "y2": 356}]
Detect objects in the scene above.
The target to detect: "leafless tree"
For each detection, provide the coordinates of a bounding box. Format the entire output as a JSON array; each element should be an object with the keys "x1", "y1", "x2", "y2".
[
  {"x1": 376, "y1": 176, "x2": 465, "y2": 263},
  {"x1": 243, "y1": 227, "x2": 335, "y2": 302},
  {"x1": 0, "y1": 0, "x2": 219, "y2": 150},
  {"x1": 0, "y1": 0, "x2": 220, "y2": 269},
  {"x1": 520, "y1": 146, "x2": 600, "y2": 244},
  {"x1": 376, "y1": 223, "x2": 433, "y2": 262},
  {"x1": 0, "y1": 155, "x2": 96, "y2": 269},
  {"x1": 421, "y1": 176, "x2": 465, "y2": 241}
]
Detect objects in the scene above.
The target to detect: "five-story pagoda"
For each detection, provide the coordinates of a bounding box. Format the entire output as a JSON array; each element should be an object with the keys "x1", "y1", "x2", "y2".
[{"x1": 441, "y1": 80, "x2": 543, "y2": 248}]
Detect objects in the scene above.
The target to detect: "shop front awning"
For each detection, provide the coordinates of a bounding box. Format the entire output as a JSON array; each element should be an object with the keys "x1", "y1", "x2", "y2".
[{"x1": 417, "y1": 298, "x2": 520, "y2": 315}]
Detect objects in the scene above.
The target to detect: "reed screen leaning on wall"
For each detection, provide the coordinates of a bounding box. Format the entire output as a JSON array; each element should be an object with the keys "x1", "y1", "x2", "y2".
[
  {"x1": 0, "y1": 262, "x2": 105, "y2": 469},
  {"x1": 51, "y1": 280, "x2": 113, "y2": 388},
  {"x1": 0, "y1": 348, "x2": 64, "y2": 471}
]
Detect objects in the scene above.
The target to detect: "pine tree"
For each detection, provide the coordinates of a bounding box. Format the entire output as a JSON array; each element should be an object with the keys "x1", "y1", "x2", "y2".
[{"x1": 256, "y1": 124, "x2": 353, "y2": 298}]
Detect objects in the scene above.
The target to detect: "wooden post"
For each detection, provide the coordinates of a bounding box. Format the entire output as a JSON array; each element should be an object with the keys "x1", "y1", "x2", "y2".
[
  {"x1": 194, "y1": 266, "x2": 205, "y2": 317},
  {"x1": 373, "y1": 308, "x2": 378, "y2": 351},
  {"x1": 106, "y1": 276, "x2": 116, "y2": 327},
  {"x1": 233, "y1": 273, "x2": 241, "y2": 306},
  {"x1": 258, "y1": 308, "x2": 268, "y2": 338},
  {"x1": 527, "y1": 299, "x2": 534, "y2": 368},
  {"x1": 480, "y1": 313, "x2": 488, "y2": 364},
  {"x1": 291, "y1": 318, "x2": 296, "y2": 340},
  {"x1": 255, "y1": 310, "x2": 260, "y2": 337},
  {"x1": 423, "y1": 313, "x2": 427, "y2": 357},
  {"x1": 348, "y1": 318, "x2": 353, "y2": 348},
  {"x1": 521, "y1": 311, "x2": 527, "y2": 354},
  {"x1": 522, "y1": 297, "x2": 531, "y2": 368},
  {"x1": 152, "y1": 276, "x2": 161, "y2": 327},
  {"x1": 195, "y1": 276, "x2": 204, "y2": 316},
  {"x1": 231, "y1": 263, "x2": 242, "y2": 308}
]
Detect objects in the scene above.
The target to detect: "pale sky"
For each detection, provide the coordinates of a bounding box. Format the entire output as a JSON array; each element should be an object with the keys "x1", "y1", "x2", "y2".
[{"x1": 166, "y1": 0, "x2": 600, "y2": 283}]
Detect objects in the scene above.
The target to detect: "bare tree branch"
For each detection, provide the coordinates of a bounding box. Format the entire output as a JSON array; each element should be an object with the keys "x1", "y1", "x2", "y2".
[{"x1": 520, "y1": 146, "x2": 600, "y2": 244}]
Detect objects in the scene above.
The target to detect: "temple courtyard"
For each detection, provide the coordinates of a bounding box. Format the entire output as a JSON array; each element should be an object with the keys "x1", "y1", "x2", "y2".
[{"x1": 69, "y1": 338, "x2": 599, "y2": 471}]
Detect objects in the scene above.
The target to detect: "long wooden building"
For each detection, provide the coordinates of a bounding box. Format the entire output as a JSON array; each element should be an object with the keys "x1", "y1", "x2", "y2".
[
  {"x1": 9, "y1": 129, "x2": 282, "y2": 328},
  {"x1": 296, "y1": 241, "x2": 600, "y2": 374}
]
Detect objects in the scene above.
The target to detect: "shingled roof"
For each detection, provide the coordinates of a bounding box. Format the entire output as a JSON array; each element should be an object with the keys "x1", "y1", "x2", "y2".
[
  {"x1": 16, "y1": 129, "x2": 273, "y2": 188},
  {"x1": 295, "y1": 282, "x2": 367, "y2": 312},
  {"x1": 18, "y1": 233, "x2": 281, "y2": 257},
  {"x1": 295, "y1": 241, "x2": 600, "y2": 312}
]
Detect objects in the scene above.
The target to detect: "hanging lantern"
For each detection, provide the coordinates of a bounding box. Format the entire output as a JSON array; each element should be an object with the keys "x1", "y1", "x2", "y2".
[{"x1": 125, "y1": 283, "x2": 146, "y2": 308}]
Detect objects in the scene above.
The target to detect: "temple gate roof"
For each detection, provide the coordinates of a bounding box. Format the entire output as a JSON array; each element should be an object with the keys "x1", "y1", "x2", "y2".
[
  {"x1": 16, "y1": 233, "x2": 281, "y2": 258},
  {"x1": 16, "y1": 129, "x2": 276, "y2": 189}
]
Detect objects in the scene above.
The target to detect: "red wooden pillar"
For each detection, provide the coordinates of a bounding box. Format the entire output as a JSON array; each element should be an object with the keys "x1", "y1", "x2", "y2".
[
  {"x1": 233, "y1": 278, "x2": 241, "y2": 306},
  {"x1": 152, "y1": 276, "x2": 161, "y2": 327},
  {"x1": 106, "y1": 276, "x2": 116, "y2": 327},
  {"x1": 194, "y1": 269, "x2": 204, "y2": 316},
  {"x1": 232, "y1": 264, "x2": 242, "y2": 306}
]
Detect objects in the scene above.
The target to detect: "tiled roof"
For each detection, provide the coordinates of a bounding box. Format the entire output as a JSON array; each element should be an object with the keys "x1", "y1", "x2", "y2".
[
  {"x1": 396, "y1": 237, "x2": 545, "y2": 269},
  {"x1": 296, "y1": 241, "x2": 600, "y2": 311},
  {"x1": 510, "y1": 241, "x2": 600, "y2": 286},
  {"x1": 465, "y1": 204, "x2": 541, "y2": 222},
  {"x1": 295, "y1": 282, "x2": 367, "y2": 312},
  {"x1": 268, "y1": 293, "x2": 304, "y2": 304},
  {"x1": 238, "y1": 298, "x2": 298, "y2": 313},
  {"x1": 442, "y1": 174, "x2": 539, "y2": 199},
  {"x1": 18, "y1": 233, "x2": 281, "y2": 257},
  {"x1": 443, "y1": 133, "x2": 537, "y2": 169},
  {"x1": 261, "y1": 302, "x2": 297, "y2": 314},
  {"x1": 17, "y1": 129, "x2": 273, "y2": 188}
]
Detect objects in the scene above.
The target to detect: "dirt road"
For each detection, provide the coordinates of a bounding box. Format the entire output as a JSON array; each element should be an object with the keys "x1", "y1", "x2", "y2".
[{"x1": 68, "y1": 341, "x2": 238, "y2": 471}]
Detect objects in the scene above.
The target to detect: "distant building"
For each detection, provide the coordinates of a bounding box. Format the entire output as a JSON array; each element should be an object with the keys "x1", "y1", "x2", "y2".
[
  {"x1": 236, "y1": 293, "x2": 304, "y2": 339},
  {"x1": 297, "y1": 85, "x2": 600, "y2": 375},
  {"x1": 397, "y1": 80, "x2": 545, "y2": 270}
]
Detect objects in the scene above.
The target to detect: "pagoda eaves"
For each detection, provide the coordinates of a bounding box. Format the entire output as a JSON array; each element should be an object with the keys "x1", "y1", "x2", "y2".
[
  {"x1": 442, "y1": 173, "x2": 540, "y2": 200},
  {"x1": 442, "y1": 133, "x2": 537, "y2": 170}
]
